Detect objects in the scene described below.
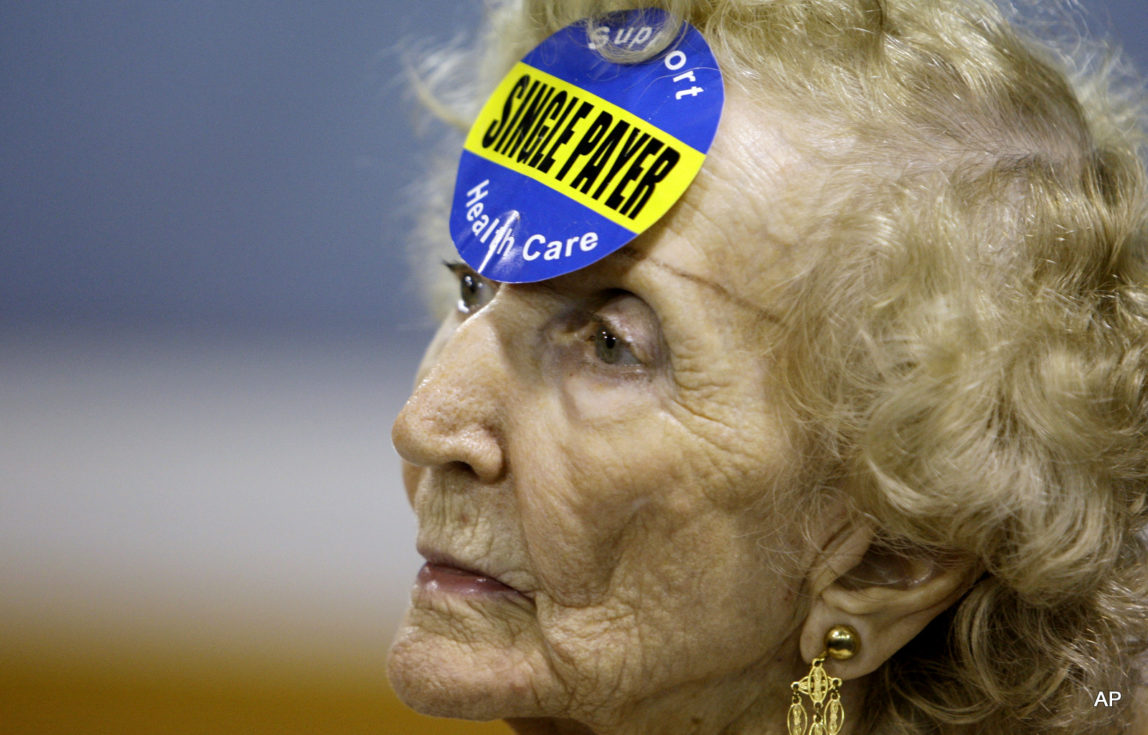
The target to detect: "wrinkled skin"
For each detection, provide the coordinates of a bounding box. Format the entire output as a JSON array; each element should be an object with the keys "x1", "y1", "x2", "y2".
[{"x1": 389, "y1": 91, "x2": 832, "y2": 734}]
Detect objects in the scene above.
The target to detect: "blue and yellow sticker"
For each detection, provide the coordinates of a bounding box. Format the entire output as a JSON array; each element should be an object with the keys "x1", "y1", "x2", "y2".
[{"x1": 449, "y1": 8, "x2": 724, "y2": 283}]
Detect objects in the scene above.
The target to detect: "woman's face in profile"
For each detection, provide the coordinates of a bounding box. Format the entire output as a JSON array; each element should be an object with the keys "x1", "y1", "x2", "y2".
[{"x1": 389, "y1": 95, "x2": 814, "y2": 728}]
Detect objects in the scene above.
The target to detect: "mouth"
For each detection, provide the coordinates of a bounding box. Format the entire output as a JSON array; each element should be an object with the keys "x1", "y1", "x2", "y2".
[{"x1": 416, "y1": 551, "x2": 533, "y2": 602}]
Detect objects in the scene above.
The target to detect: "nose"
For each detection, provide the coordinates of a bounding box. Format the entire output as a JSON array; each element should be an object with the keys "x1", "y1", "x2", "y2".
[{"x1": 391, "y1": 313, "x2": 508, "y2": 484}]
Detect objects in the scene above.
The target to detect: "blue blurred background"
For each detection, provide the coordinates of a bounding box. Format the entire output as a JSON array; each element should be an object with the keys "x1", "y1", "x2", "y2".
[
  {"x1": 0, "y1": 1, "x2": 1143, "y2": 732},
  {"x1": 1, "y1": 0, "x2": 475, "y2": 334}
]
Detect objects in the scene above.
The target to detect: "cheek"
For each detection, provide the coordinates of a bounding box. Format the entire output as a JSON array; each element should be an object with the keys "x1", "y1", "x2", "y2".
[
  {"x1": 512, "y1": 380, "x2": 672, "y2": 606},
  {"x1": 511, "y1": 427, "x2": 807, "y2": 712},
  {"x1": 560, "y1": 373, "x2": 662, "y2": 423}
]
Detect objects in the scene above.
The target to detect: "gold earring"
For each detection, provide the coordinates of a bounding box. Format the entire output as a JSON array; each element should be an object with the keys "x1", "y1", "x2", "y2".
[{"x1": 787, "y1": 625, "x2": 858, "y2": 735}]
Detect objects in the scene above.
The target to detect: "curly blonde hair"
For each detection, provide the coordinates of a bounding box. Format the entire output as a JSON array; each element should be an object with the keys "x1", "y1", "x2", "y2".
[{"x1": 405, "y1": 1, "x2": 1148, "y2": 732}]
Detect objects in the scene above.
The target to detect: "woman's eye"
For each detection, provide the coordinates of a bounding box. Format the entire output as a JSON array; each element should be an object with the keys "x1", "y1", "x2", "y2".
[
  {"x1": 590, "y1": 324, "x2": 641, "y2": 366},
  {"x1": 444, "y1": 262, "x2": 496, "y2": 314},
  {"x1": 459, "y1": 272, "x2": 491, "y2": 312}
]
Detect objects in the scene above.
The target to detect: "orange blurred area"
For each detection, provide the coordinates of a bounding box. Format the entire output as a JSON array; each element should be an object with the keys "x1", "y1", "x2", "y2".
[{"x1": 2, "y1": 619, "x2": 513, "y2": 735}]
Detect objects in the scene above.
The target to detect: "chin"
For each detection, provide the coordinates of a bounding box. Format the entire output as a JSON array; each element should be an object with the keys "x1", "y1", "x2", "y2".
[{"x1": 387, "y1": 609, "x2": 545, "y2": 721}]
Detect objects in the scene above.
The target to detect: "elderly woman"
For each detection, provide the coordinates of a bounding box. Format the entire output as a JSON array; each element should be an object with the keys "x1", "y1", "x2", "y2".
[{"x1": 387, "y1": 1, "x2": 1148, "y2": 733}]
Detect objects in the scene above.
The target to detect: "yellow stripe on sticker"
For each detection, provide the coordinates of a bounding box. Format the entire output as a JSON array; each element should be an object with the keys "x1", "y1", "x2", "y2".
[{"x1": 464, "y1": 61, "x2": 706, "y2": 234}]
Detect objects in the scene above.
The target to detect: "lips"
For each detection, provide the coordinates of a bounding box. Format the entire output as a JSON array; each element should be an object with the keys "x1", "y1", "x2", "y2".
[{"x1": 415, "y1": 551, "x2": 531, "y2": 600}]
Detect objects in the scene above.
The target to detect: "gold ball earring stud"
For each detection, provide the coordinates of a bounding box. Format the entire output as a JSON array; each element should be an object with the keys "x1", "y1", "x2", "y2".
[{"x1": 824, "y1": 624, "x2": 859, "y2": 661}]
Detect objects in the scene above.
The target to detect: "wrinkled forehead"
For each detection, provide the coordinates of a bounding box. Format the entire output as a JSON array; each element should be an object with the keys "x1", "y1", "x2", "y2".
[
  {"x1": 614, "y1": 89, "x2": 811, "y2": 313},
  {"x1": 488, "y1": 84, "x2": 817, "y2": 334},
  {"x1": 527, "y1": 141, "x2": 806, "y2": 350},
  {"x1": 612, "y1": 245, "x2": 783, "y2": 325}
]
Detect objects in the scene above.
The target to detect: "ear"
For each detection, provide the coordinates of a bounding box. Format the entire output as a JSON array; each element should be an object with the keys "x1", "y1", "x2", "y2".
[{"x1": 799, "y1": 522, "x2": 977, "y2": 679}]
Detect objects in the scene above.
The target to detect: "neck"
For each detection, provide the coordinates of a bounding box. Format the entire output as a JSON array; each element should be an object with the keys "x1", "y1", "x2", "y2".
[{"x1": 505, "y1": 672, "x2": 870, "y2": 735}]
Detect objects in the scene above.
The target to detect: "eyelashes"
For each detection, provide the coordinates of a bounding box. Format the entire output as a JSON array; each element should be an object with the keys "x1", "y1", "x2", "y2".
[
  {"x1": 443, "y1": 261, "x2": 650, "y2": 369},
  {"x1": 444, "y1": 261, "x2": 497, "y2": 314}
]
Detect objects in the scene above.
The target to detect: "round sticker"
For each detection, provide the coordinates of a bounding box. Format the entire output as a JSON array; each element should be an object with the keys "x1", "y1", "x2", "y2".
[{"x1": 449, "y1": 8, "x2": 724, "y2": 283}]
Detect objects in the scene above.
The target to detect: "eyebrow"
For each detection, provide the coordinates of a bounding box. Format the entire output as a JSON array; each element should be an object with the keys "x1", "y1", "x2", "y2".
[{"x1": 613, "y1": 247, "x2": 783, "y2": 325}]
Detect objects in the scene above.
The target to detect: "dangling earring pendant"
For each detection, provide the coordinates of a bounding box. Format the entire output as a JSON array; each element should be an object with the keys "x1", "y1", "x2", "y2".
[
  {"x1": 787, "y1": 655, "x2": 842, "y2": 735},
  {"x1": 787, "y1": 625, "x2": 857, "y2": 735}
]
